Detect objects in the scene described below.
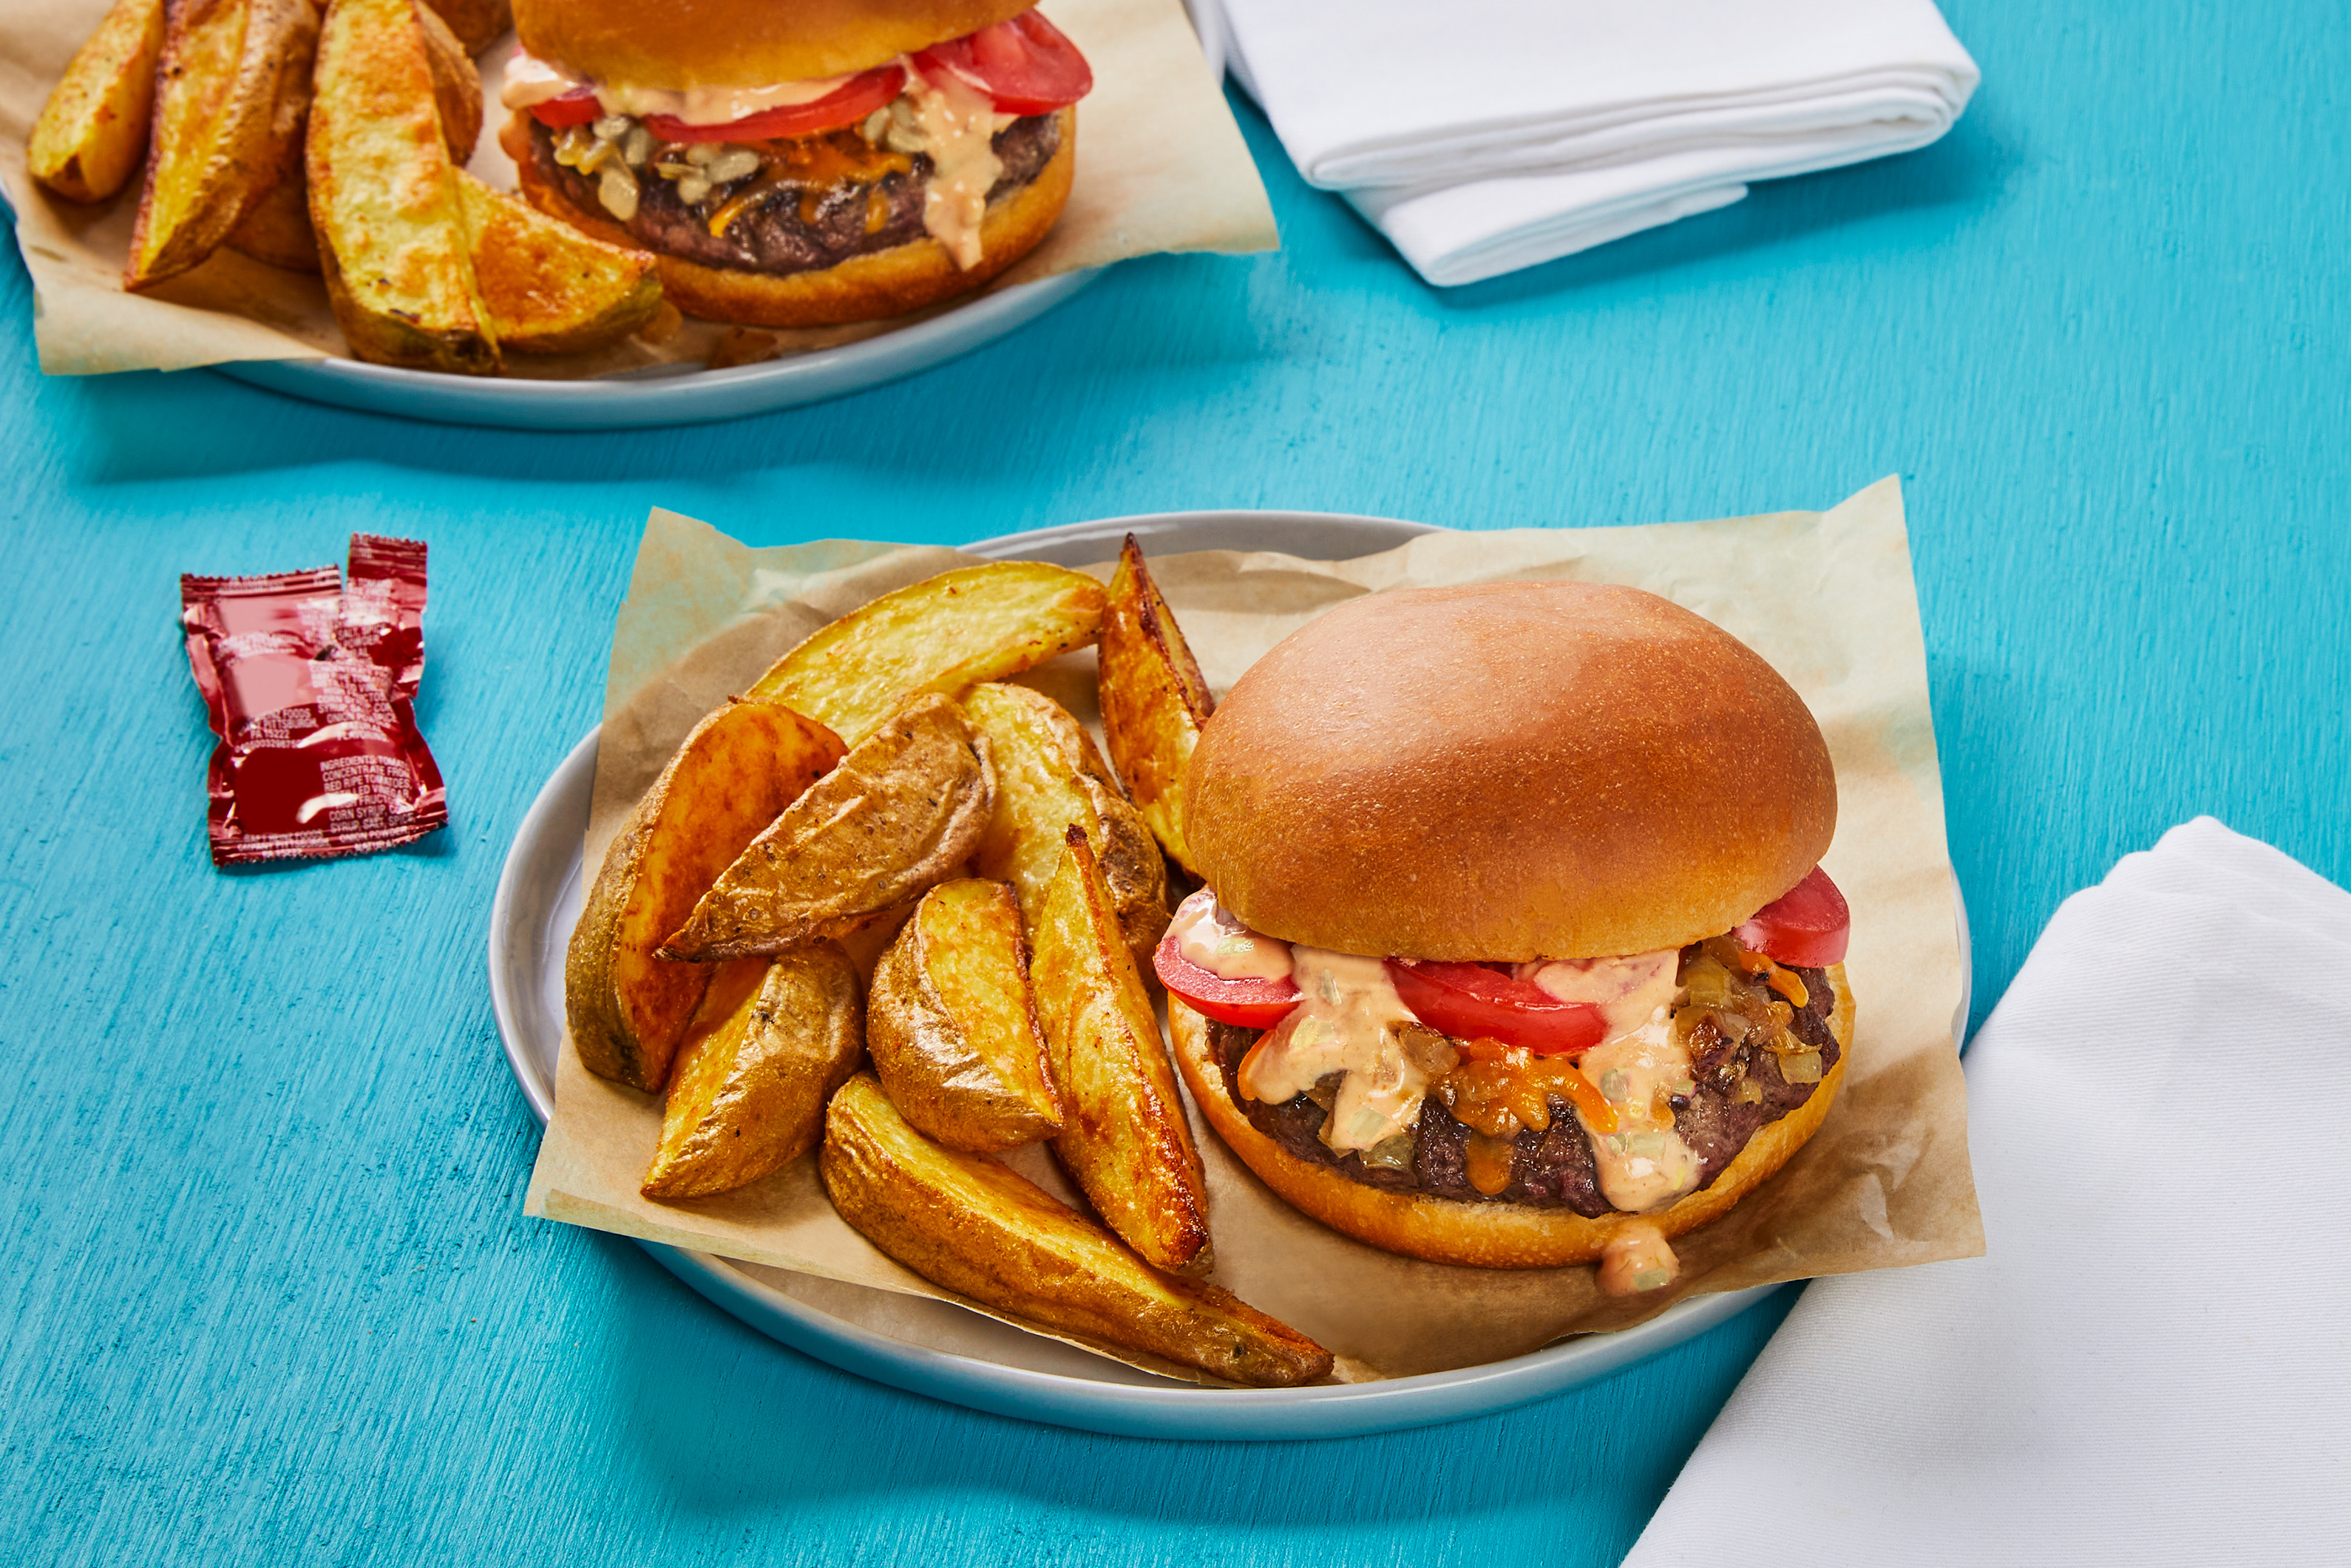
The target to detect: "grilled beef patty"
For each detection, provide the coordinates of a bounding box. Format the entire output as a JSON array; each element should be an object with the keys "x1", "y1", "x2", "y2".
[
  {"x1": 526, "y1": 113, "x2": 1061, "y2": 276},
  {"x1": 1208, "y1": 949, "x2": 1839, "y2": 1215}
]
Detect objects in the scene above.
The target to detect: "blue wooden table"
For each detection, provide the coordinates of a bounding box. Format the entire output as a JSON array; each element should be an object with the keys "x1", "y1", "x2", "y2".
[{"x1": 7, "y1": 2, "x2": 2348, "y2": 1561}]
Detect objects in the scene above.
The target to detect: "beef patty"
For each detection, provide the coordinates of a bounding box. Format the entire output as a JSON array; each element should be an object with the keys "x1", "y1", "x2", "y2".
[
  {"x1": 526, "y1": 113, "x2": 1061, "y2": 277},
  {"x1": 1208, "y1": 946, "x2": 1839, "y2": 1216}
]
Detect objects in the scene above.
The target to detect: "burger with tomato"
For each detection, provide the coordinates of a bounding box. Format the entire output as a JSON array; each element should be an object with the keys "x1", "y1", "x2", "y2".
[
  {"x1": 499, "y1": 0, "x2": 1094, "y2": 327},
  {"x1": 1154, "y1": 582, "x2": 1855, "y2": 1287}
]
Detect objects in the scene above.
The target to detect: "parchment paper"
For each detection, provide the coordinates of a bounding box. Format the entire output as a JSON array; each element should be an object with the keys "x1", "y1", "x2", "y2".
[
  {"x1": 524, "y1": 478, "x2": 1984, "y2": 1382},
  {"x1": 0, "y1": 0, "x2": 1273, "y2": 376}
]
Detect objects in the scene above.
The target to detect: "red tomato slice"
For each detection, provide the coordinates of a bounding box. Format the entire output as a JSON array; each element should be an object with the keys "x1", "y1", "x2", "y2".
[
  {"x1": 915, "y1": 11, "x2": 1093, "y2": 115},
  {"x1": 1385, "y1": 961, "x2": 1607, "y2": 1057},
  {"x1": 1154, "y1": 933, "x2": 1301, "y2": 1029},
  {"x1": 1734, "y1": 866, "x2": 1851, "y2": 968},
  {"x1": 642, "y1": 66, "x2": 906, "y2": 144},
  {"x1": 529, "y1": 88, "x2": 602, "y2": 129}
]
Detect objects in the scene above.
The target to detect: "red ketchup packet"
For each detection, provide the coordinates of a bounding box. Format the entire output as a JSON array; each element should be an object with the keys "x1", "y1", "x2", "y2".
[{"x1": 180, "y1": 534, "x2": 448, "y2": 866}]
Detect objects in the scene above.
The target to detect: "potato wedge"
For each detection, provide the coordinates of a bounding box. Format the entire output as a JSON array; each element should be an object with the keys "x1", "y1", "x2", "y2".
[
  {"x1": 415, "y1": 0, "x2": 482, "y2": 164},
  {"x1": 1099, "y1": 536, "x2": 1215, "y2": 879},
  {"x1": 1030, "y1": 825, "x2": 1210, "y2": 1273},
  {"x1": 661, "y1": 693, "x2": 992, "y2": 962},
  {"x1": 225, "y1": 160, "x2": 319, "y2": 271},
  {"x1": 747, "y1": 562, "x2": 1107, "y2": 747},
  {"x1": 867, "y1": 879, "x2": 1059, "y2": 1153},
  {"x1": 27, "y1": 0, "x2": 165, "y2": 204},
  {"x1": 963, "y1": 682, "x2": 1168, "y2": 975},
  {"x1": 566, "y1": 700, "x2": 845, "y2": 1092},
  {"x1": 642, "y1": 944, "x2": 864, "y2": 1200},
  {"x1": 418, "y1": 0, "x2": 508, "y2": 55},
  {"x1": 821, "y1": 1073, "x2": 1331, "y2": 1387},
  {"x1": 308, "y1": 0, "x2": 495, "y2": 373},
  {"x1": 123, "y1": 0, "x2": 319, "y2": 289},
  {"x1": 458, "y1": 174, "x2": 665, "y2": 355}
]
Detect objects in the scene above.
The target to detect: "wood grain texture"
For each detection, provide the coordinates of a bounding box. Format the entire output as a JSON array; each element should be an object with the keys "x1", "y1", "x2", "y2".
[{"x1": 2, "y1": 0, "x2": 2348, "y2": 1561}]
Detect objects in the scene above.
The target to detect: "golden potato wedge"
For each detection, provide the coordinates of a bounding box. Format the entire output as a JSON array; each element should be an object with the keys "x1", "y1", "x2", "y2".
[
  {"x1": 418, "y1": 0, "x2": 508, "y2": 54},
  {"x1": 642, "y1": 944, "x2": 865, "y2": 1200},
  {"x1": 1031, "y1": 825, "x2": 1210, "y2": 1273},
  {"x1": 308, "y1": 0, "x2": 495, "y2": 373},
  {"x1": 1099, "y1": 535, "x2": 1216, "y2": 879},
  {"x1": 661, "y1": 693, "x2": 992, "y2": 962},
  {"x1": 963, "y1": 682, "x2": 1169, "y2": 975},
  {"x1": 747, "y1": 562, "x2": 1107, "y2": 747},
  {"x1": 821, "y1": 1073, "x2": 1331, "y2": 1387},
  {"x1": 415, "y1": 0, "x2": 481, "y2": 163},
  {"x1": 27, "y1": 0, "x2": 165, "y2": 204},
  {"x1": 566, "y1": 700, "x2": 846, "y2": 1093},
  {"x1": 867, "y1": 879, "x2": 1059, "y2": 1153},
  {"x1": 458, "y1": 174, "x2": 665, "y2": 356},
  {"x1": 225, "y1": 161, "x2": 319, "y2": 271},
  {"x1": 123, "y1": 0, "x2": 319, "y2": 289}
]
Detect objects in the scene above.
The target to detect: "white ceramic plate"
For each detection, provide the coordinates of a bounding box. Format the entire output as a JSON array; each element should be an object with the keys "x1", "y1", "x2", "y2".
[
  {"x1": 486, "y1": 509, "x2": 1972, "y2": 1439},
  {"x1": 215, "y1": 269, "x2": 1099, "y2": 432}
]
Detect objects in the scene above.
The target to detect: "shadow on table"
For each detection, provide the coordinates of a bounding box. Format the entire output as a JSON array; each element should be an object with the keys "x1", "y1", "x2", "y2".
[{"x1": 571, "y1": 1230, "x2": 1789, "y2": 1545}]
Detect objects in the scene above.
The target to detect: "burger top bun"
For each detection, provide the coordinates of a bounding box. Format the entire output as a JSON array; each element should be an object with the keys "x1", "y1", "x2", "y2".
[
  {"x1": 1181, "y1": 582, "x2": 1836, "y2": 961},
  {"x1": 515, "y1": 0, "x2": 1039, "y2": 91}
]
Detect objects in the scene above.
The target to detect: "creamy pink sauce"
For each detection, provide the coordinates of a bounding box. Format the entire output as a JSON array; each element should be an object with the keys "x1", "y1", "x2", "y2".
[
  {"x1": 1168, "y1": 888, "x2": 1294, "y2": 982},
  {"x1": 1597, "y1": 1222, "x2": 1680, "y2": 1295},
  {"x1": 499, "y1": 49, "x2": 865, "y2": 125}
]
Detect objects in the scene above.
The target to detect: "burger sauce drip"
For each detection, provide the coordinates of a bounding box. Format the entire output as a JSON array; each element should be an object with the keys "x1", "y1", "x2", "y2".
[
  {"x1": 900, "y1": 65, "x2": 1008, "y2": 268},
  {"x1": 1237, "y1": 949, "x2": 1428, "y2": 1153},
  {"x1": 1598, "y1": 1222, "x2": 1680, "y2": 1295}
]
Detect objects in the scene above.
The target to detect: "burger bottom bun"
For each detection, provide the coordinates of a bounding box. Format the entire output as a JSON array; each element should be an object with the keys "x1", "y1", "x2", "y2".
[
  {"x1": 1168, "y1": 965, "x2": 1854, "y2": 1270},
  {"x1": 512, "y1": 109, "x2": 1074, "y2": 330}
]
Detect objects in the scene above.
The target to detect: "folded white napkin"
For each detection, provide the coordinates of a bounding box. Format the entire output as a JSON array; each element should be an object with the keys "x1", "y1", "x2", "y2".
[
  {"x1": 1624, "y1": 818, "x2": 2351, "y2": 1567},
  {"x1": 1214, "y1": 0, "x2": 1980, "y2": 284}
]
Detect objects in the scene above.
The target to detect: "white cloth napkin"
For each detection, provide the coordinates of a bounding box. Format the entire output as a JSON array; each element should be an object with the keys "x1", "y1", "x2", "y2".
[
  {"x1": 1213, "y1": 0, "x2": 1980, "y2": 284},
  {"x1": 1624, "y1": 818, "x2": 2351, "y2": 1567}
]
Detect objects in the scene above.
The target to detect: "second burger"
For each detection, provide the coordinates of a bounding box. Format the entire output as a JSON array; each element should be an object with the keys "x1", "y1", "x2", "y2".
[{"x1": 500, "y1": 0, "x2": 1094, "y2": 327}]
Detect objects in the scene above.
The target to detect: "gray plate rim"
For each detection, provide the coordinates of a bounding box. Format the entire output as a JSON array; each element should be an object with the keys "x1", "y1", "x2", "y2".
[{"x1": 486, "y1": 507, "x2": 1969, "y2": 1440}]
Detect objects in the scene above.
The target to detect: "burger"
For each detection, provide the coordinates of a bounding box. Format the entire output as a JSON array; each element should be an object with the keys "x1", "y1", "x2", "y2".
[
  {"x1": 1153, "y1": 583, "x2": 1854, "y2": 1289},
  {"x1": 499, "y1": 1, "x2": 1093, "y2": 327}
]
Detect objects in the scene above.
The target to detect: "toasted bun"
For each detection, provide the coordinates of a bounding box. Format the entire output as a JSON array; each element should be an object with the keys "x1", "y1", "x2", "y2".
[
  {"x1": 514, "y1": 0, "x2": 1037, "y2": 89},
  {"x1": 1170, "y1": 970, "x2": 1853, "y2": 1269},
  {"x1": 512, "y1": 110, "x2": 1073, "y2": 328},
  {"x1": 1182, "y1": 583, "x2": 1836, "y2": 960}
]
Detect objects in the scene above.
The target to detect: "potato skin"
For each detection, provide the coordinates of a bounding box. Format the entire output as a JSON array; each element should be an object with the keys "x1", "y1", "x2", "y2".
[
  {"x1": 566, "y1": 699, "x2": 845, "y2": 1092},
  {"x1": 642, "y1": 943, "x2": 865, "y2": 1200},
  {"x1": 821, "y1": 1074, "x2": 1331, "y2": 1388},
  {"x1": 1097, "y1": 537, "x2": 1215, "y2": 880},
  {"x1": 867, "y1": 879, "x2": 1059, "y2": 1153},
  {"x1": 1030, "y1": 827, "x2": 1211, "y2": 1275},
  {"x1": 661, "y1": 693, "x2": 994, "y2": 962},
  {"x1": 963, "y1": 682, "x2": 1170, "y2": 977},
  {"x1": 747, "y1": 563, "x2": 1106, "y2": 748}
]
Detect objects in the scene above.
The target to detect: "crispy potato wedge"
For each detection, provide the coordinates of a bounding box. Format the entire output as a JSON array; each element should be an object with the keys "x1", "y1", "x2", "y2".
[
  {"x1": 642, "y1": 944, "x2": 865, "y2": 1200},
  {"x1": 415, "y1": 0, "x2": 482, "y2": 163},
  {"x1": 308, "y1": 0, "x2": 495, "y2": 373},
  {"x1": 662, "y1": 693, "x2": 992, "y2": 962},
  {"x1": 566, "y1": 700, "x2": 846, "y2": 1092},
  {"x1": 123, "y1": 0, "x2": 319, "y2": 289},
  {"x1": 1030, "y1": 825, "x2": 1210, "y2": 1273},
  {"x1": 418, "y1": 0, "x2": 508, "y2": 55},
  {"x1": 458, "y1": 174, "x2": 665, "y2": 355},
  {"x1": 821, "y1": 1074, "x2": 1331, "y2": 1387},
  {"x1": 27, "y1": 0, "x2": 165, "y2": 204},
  {"x1": 1099, "y1": 536, "x2": 1216, "y2": 879},
  {"x1": 868, "y1": 879, "x2": 1059, "y2": 1153},
  {"x1": 963, "y1": 682, "x2": 1169, "y2": 975},
  {"x1": 225, "y1": 160, "x2": 319, "y2": 271},
  {"x1": 747, "y1": 563, "x2": 1106, "y2": 747}
]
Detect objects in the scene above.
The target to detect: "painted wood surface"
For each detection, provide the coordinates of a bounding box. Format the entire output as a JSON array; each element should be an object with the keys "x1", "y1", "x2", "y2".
[{"x1": 4, "y1": 1, "x2": 2347, "y2": 1561}]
